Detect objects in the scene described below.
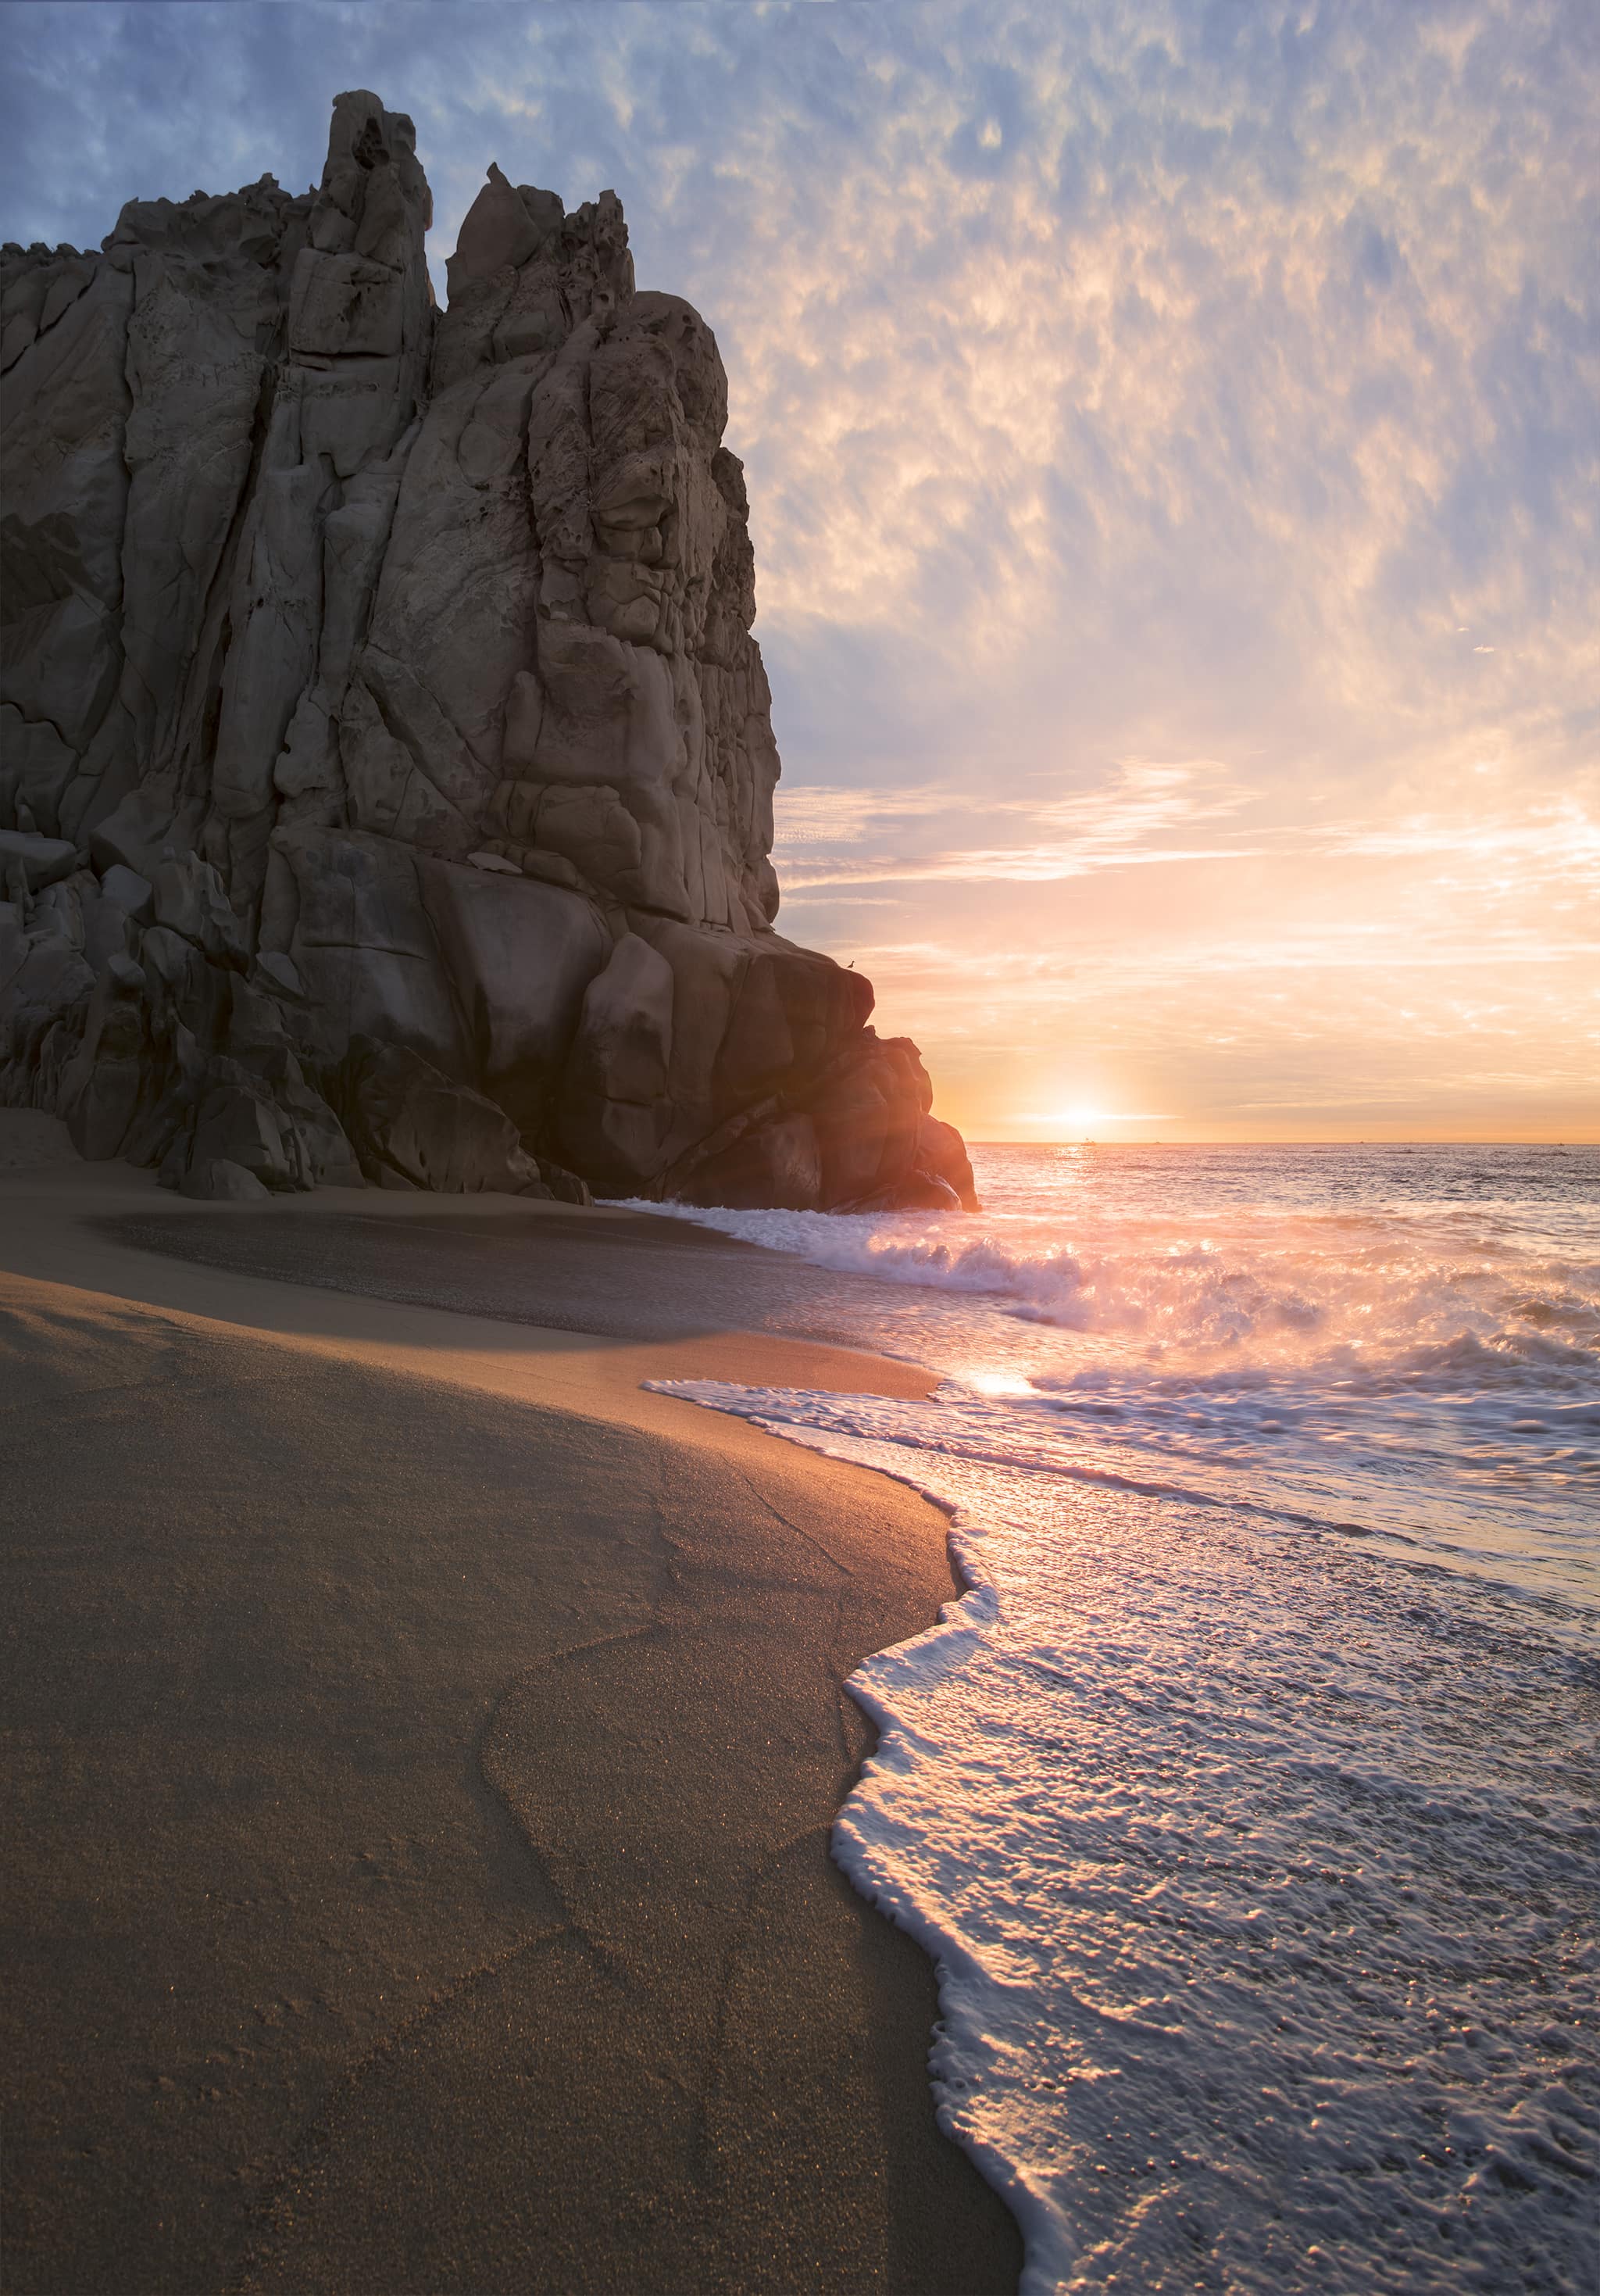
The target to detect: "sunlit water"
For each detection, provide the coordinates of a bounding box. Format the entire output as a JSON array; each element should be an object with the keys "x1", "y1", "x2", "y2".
[{"x1": 629, "y1": 1144, "x2": 1599, "y2": 2293}]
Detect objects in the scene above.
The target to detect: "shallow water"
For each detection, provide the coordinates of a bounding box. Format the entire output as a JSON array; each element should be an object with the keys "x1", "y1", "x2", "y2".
[
  {"x1": 642, "y1": 1144, "x2": 1600, "y2": 1613},
  {"x1": 633, "y1": 1144, "x2": 1599, "y2": 2292}
]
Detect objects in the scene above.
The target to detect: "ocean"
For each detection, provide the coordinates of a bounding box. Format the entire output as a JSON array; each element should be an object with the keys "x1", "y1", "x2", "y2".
[{"x1": 633, "y1": 1143, "x2": 1599, "y2": 2294}]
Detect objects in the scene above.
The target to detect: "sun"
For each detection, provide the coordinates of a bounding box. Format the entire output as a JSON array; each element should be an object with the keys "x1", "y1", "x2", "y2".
[{"x1": 1012, "y1": 1102, "x2": 1179, "y2": 1132}]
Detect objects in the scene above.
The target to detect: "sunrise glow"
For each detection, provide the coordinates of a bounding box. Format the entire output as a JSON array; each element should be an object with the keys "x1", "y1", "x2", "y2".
[
  {"x1": 3, "y1": 14, "x2": 1595, "y2": 2296},
  {"x1": 1016, "y1": 1108, "x2": 1177, "y2": 1135},
  {"x1": 5, "y1": 4, "x2": 1595, "y2": 1144}
]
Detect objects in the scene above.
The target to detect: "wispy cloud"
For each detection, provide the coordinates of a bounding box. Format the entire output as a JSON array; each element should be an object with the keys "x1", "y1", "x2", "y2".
[
  {"x1": 4, "y1": 0, "x2": 1593, "y2": 1135},
  {"x1": 776, "y1": 760, "x2": 1262, "y2": 884}
]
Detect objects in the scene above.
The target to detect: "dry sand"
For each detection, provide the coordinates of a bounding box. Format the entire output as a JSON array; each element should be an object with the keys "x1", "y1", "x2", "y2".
[{"x1": 0, "y1": 1122, "x2": 1022, "y2": 2294}]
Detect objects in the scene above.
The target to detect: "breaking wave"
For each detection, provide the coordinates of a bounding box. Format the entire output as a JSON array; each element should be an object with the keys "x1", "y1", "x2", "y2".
[{"x1": 639, "y1": 1146, "x2": 1598, "y2": 2291}]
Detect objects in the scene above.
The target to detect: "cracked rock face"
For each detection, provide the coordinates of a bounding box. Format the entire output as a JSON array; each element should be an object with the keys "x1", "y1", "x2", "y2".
[{"x1": 1, "y1": 91, "x2": 975, "y2": 1212}]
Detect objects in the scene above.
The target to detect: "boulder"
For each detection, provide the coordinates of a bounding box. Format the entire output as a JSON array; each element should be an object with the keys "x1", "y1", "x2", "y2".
[
  {"x1": 0, "y1": 831, "x2": 77, "y2": 895},
  {"x1": 186, "y1": 1080, "x2": 303, "y2": 1191},
  {"x1": 180, "y1": 1157, "x2": 270, "y2": 1203},
  {"x1": 913, "y1": 1112, "x2": 979, "y2": 1212},
  {"x1": 280, "y1": 1078, "x2": 365, "y2": 1187},
  {"x1": 334, "y1": 1038, "x2": 545, "y2": 1194},
  {"x1": 680, "y1": 1114, "x2": 822, "y2": 1212},
  {"x1": 416, "y1": 858, "x2": 608, "y2": 1135},
  {"x1": 88, "y1": 790, "x2": 187, "y2": 880},
  {"x1": 536, "y1": 1157, "x2": 592, "y2": 1206},
  {"x1": 556, "y1": 932, "x2": 675, "y2": 1193},
  {"x1": 811, "y1": 1060, "x2": 897, "y2": 1209}
]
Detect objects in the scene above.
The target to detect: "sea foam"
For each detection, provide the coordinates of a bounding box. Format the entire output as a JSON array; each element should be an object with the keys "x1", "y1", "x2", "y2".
[
  {"x1": 638, "y1": 1146, "x2": 1598, "y2": 2291},
  {"x1": 657, "y1": 1375, "x2": 1600, "y2": 2295}
]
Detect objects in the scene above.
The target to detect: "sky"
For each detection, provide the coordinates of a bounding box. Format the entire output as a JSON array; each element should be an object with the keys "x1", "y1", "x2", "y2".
[{"x1": 5, "y1": 1, "x2": 1596, "y2": 1141}]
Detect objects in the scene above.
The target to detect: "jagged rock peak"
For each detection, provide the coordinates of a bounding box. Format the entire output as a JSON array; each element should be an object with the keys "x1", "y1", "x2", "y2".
[{"x1": 1, "y1": 91, "x2": 977, "y2": 1215}]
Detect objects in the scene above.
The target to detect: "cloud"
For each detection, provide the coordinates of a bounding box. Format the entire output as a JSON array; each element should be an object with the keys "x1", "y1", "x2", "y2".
[
  {"x1": 775, "y1": 760, "x2": 1264, "y2": 885},
  {"x1": 3, "y1": 0, "x2": 1594, "y2": 1135}
]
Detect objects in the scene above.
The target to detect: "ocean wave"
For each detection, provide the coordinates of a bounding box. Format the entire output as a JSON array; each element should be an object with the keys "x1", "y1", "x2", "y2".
[
  {"x1": 623, "y1": 1198, "x2": 1600, "y2": 1386},
  {"x1": 637, "y1": 1151, "x2": 1598, "y2": 2289},
  {"x1": 657, "y1": 1375, "x2": 1600, "y2": 2296}
]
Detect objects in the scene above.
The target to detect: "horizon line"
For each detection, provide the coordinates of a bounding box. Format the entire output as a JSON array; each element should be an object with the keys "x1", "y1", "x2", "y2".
[{"x1": 964, "y1": 1135, "x2": 1598, "y2": 1147}]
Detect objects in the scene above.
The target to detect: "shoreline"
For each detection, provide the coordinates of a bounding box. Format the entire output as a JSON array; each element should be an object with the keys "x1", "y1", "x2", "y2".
[{"x1": 0, "y1": 1135, "x2": 1023, "y2": 2293}]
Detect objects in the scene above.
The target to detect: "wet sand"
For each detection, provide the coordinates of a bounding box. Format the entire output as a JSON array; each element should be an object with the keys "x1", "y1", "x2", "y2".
[{"x1": 0, "y1": 1134, "x2": 1023, "y2": 2294}]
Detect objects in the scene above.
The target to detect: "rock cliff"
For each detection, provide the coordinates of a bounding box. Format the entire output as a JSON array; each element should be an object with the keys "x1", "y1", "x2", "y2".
[{"x1": 1, "y1": 91, "x2": 975, "y2": 1213}]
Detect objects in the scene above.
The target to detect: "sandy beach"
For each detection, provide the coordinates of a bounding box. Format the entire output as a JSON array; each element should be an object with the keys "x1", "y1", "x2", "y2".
[{"x1": 0, "y1": 1119, "x2": 1022, "y2": 2294}]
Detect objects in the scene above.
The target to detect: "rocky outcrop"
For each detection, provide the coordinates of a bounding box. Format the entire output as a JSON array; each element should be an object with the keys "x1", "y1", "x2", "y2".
[{"x1": 1, "y1": 91, "x2": 974, "y2": 1211}]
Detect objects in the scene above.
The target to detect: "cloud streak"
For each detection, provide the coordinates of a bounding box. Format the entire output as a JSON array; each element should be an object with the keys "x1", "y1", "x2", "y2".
[{"x1": 3, "y1": 0, "x2": 1594, "y2": 1135}]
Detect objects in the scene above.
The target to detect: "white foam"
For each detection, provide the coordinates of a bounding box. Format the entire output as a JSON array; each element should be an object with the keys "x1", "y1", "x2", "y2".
[
  {"x1": 619, "y1": 1157, "x2": 1600, "y2": 1605},
  {"x1": 632, "y1": 1151, "x2": 1598, "y2": 2287},
  {"x1": 622, "y1": 1194, "x2": 1599, "y2": 1374},
  {"x1": 657, "y1": 1377, "x2": 1600, "y2": 2295}
]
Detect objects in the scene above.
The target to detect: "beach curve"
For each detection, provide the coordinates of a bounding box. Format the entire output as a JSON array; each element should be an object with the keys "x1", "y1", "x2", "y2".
[{"x1": 0, "y1": 1132, "x2": 1023, "y2": 2294}]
